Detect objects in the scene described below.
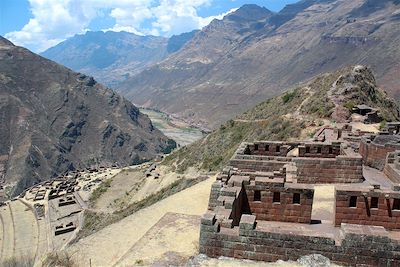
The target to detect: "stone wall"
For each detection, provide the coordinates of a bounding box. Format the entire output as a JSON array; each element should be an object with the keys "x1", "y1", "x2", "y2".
[
  {"x1": 229, "y1": 156, "x2": 290, "y2": 173},
  {"x1": 243, "y1": 142, "x2": 296, "y2": 157},
  {"x1": 335, "y1": 188, "x2": 400, "y2": 230},
  {"x1": 359, "y1": 138, "x2": 399, "y2": 170},
  {"x1": 199, "y1": 214, "x2": 400, "y2": 266},
  {"x1": 245, "y1": 178, "x2": 314, "y2": 223},
  {"x1": 294, "y1": 156, "x2": 363, "y2": 184},
  {"x1": 298, "y1": 143, "x2": 341, "y2": 158},
  {"x1": 231, "y1": 142, "x2": 363, "y2": 184},
  {"x1": 384, "y1": 164, "x2": 400, "y2": 184},
  {"x1": 383, "y1": 151, "x2": 400, "y2": 184}
]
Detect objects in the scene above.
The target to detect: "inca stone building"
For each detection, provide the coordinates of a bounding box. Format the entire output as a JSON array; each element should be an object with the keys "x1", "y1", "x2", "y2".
[{"x1": 200, "y1": 124, "x2": 400, "y2": 266}]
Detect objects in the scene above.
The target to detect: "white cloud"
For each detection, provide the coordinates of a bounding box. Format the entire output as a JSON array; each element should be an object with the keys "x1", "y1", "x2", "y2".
[{"x1": 5, "y1": 0, "x2": 237, "y2": 52}]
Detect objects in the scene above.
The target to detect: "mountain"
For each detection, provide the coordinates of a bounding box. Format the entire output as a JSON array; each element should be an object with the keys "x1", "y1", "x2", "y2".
[
  {"x1": 0, "y1": 36, "x2": 176, "y2": 195},
  {"x1": 163, "y1": 65, "x2": 399, "y2": 173},
  {"x1": 167, "y1": 30, "x2": 200, "y2": 54},
  {"x1": 41, "y1": 31, "x2": 196, "y2": 87},
  {"x1": 117, "y1": 0, "x2": 400, "y2": 130}
]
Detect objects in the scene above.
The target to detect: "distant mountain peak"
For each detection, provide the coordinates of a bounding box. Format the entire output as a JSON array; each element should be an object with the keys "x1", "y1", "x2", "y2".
[{"x1": 226, "y1": 4, "x2": 273, "y2": 22}]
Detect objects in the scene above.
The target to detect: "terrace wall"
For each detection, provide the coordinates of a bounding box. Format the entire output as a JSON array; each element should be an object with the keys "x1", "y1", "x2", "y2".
[
  {"x1": 244, "y1": 142, "x2": 295, "y2": 157},
  {"x1": 200, "y1": 214, "x2": 400, "y2": 266},
  {"x1": 383, "y1": 151, "x2": 400, "y2": 184},
  {"x1": 245, "y1": 179, "x2": 314, "y2": 223},
  {"x1": 335, "y1": 189, "x2": 400, "y2": 230},
  {"x1": 298, "y1": 143, "x2": 341, "y2": 158},
  {"x1": 229, "y1": 156, "x2": 290, "y2": 173},
  {"x1": 294, "y1": 156, "x2": 363, "y2": 184},
  {"x1": 359, "y1": 139, "x2": 399, "y2": 170}
]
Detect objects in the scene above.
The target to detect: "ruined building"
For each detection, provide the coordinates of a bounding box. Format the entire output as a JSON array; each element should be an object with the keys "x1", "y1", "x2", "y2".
[{"x1": 200, "y1": 124, "x2": 400, "y2": 266}]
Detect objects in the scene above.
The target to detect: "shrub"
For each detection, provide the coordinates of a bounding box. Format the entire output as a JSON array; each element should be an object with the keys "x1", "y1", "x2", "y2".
[{"x1": 282, "y1": 91, "x2": 297, "y2": 103}]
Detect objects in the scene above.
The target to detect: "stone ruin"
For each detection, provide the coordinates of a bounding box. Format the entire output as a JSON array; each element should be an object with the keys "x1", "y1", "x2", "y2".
[
  {"x1": 352, "y1": 104, "x2": 382, "y2": 124},
  {"x1": 54, "y1": 221, "x2": 76, "y2": 236},
  {"x1": 48, "y1": 179, "x2": 78, "y2": 200},
  {"x1": 58, "y1": 194, "x2": 77, "y2": 207},
  {"x1": 200, "y1": 124, "x2": 400, "y2": 266}
]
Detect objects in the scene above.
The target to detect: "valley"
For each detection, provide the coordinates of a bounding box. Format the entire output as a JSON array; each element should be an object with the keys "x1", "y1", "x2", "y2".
[
  {"x1": 2, "y1": 0, "x2": 400, "y2": 266},
  {"x1": 140, "y1": 108, "x2": 204, "y2": 146}
]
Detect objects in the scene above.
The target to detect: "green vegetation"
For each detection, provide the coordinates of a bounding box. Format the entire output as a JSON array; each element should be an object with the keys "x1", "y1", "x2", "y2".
[
  {"x1": 75, "y1": 176, "x2": 208, "y2": 241},
  {"x1": 282, "y1": 90, "x2": 297, "y2": 103},
  {"x1": 135, "y1": 259, "x2": 144, "y2": 265},
  {"x1": 343, "y1": 101, "x2": 356, "y2": 111},
  {"x1": 239, "y1": 87, "x2": 304, "y2": 120},
  {"x1": 160, "y1": 139, "x2": 177, "y2": 154},
  {"x1": 380, "y1": 120, "x2": 387, "y2": 130}
]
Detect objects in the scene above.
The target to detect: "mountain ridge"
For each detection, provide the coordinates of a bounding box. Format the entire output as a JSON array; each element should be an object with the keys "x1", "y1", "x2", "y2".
[
  {"x1": 0, "y1": 36, "x2": 176, "y2": 195},
  {"x1": 41, "y1": 30, "x2": 197, "y2": 87},
  {"x1": 117, "y1": 0, "x2": 400, "y2": 130}
]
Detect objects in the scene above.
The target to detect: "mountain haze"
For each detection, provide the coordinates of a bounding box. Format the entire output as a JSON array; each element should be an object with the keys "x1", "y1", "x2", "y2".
[
  {"x1": 0, "y1": 36, "x2": 175, "y2": 195},
  {"x1": 41, "y1": 30, "x2": 197, "y2": 87},
  {"x1": 117, "y1": 0, "x2": 400, "y2": 129}
]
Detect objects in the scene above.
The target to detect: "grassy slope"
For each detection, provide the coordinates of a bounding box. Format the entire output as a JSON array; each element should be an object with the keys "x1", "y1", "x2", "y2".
[
  {"x1": 163, "y1": 66, "x2": 399, "y2": 173},
  {"x1": 163, "y1": 87, "x2": 308, "y2": 172}
]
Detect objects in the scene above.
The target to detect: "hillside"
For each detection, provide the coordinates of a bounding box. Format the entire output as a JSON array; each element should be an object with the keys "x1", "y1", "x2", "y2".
[
  {"x1": 0, "y1": 36, "x2": 176, "y2": 195},
  {"x1": 118, "y1": 0, "x2": 400, "y2": 129},
  {"x1": 41, "y1": 31, "x2": 196, "y2": 87},
  {"x1": 163, "y1": 65, "x2": 399, "y2": 172}
]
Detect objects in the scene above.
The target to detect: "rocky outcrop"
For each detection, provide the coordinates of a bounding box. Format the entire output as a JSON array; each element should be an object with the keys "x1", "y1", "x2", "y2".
[{"x1": 0, "y1": 36, "x2": 176, "y2": 195}]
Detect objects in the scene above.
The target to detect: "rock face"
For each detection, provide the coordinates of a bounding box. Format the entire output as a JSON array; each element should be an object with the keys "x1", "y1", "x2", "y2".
[
  {"x1": 117, "y1": 0, "x2": 400, "y2": 129},
  {"x1": 0, "y1": 36, "x2": 176, "y2": 195},
  {"x1": 41, "y1": 31, "x2": 196, "y2": 87}
]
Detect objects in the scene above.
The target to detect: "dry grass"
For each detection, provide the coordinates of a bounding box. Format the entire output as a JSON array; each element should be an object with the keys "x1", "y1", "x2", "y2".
[
  {"x1": 42, "y1": 252, "x2": 77, "y2": 267},
  {"x1": 74, "y1": 176, "x2": 208, "y2": 242},
  {"x1": 0, "y1": 256, "x2": 34, "y2": 267}
]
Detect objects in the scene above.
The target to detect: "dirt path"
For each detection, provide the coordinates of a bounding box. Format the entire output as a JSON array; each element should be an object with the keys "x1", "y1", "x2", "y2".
[
  {"x1": 311, "y1": 186, "x2": 335, "y2": 224},
  {"x1": 114, "y1": 213, "x2": 201, "y2": 266},
  {"x1": 233, "y1": 119, "x2": 270, "y2": 123},
  {"x1": 0, "y1": 204, "x2": 15, "y2": 260},
  {"x1": 69, "y1": 176, "x2": 215, "y2": 266},
  {"x1": 11, "y1": 200, "x2": 38, "y2": 261},
  {"x1": 327, "y1": 78, "x2": 349, "y2": 123}
]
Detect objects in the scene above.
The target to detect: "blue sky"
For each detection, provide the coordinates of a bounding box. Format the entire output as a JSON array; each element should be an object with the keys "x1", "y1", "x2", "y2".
[{"x1": 0, "y1": 0, "x2": 299, "y2": 52}]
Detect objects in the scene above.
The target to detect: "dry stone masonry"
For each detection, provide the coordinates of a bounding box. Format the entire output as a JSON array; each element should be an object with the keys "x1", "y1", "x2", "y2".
[{"x1": 200, "y1": 123, "x2": 400, "y2": 266}]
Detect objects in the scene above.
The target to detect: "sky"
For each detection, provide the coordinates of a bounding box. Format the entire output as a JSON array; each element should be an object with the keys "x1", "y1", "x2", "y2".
[{"x1": 0, "y1": 0, "x2": 299, "y2": 53}]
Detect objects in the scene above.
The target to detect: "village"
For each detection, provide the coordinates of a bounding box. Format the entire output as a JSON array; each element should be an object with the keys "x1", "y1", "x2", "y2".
[{"x1": 0, "y1": 166, "x2": 120, "y2": 264}]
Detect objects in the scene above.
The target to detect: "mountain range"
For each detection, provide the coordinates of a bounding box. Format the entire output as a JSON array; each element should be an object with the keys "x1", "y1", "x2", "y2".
[
  {"x1": 0, "y1": 36, "x2": 175, "y2": 195},
  {"x1": 41, "y1": 30, "x2": 198, "y2": 87},
  {"x1": 41, "y1": 0, "x2": 400, "y2": 131},
  {"x1": 116, "y1": 0, "x2": 400, "y2": 129}
]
